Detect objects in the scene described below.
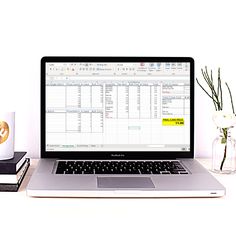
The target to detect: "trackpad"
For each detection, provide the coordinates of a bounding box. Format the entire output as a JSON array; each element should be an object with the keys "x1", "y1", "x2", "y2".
[{"x1": 97, "y1": 177, "x2": 155, "y2": 188}]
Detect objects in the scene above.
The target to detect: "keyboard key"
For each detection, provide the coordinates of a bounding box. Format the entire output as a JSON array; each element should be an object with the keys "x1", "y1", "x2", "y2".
[{"x1": 55, "y1": 160, "x2": 188, "y2": 175}]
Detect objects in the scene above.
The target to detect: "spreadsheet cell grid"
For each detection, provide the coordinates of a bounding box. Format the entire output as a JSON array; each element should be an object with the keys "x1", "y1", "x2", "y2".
[{"x1": 46, "y1": 62, "x2": 191, "y2": 152}]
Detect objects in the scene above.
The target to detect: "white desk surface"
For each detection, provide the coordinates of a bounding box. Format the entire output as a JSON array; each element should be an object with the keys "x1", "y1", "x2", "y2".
[{"x1": 0, "y1": 158, "x2": 235, "y2": 236}]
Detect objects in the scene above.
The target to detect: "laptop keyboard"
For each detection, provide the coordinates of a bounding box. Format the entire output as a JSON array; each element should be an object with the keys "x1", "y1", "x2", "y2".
[{"x1": 55, "y1": 160, "x2": 189, "y2": 175}]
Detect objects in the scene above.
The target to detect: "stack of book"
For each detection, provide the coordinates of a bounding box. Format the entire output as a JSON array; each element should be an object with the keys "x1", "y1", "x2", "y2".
[{"x1": 0, "y1": 152, "x2": 30, "y2": 192}]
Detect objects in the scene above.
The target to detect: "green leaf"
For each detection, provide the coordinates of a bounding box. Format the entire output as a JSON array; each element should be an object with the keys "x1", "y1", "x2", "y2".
[{"x1": 221, "y1": 137, "x2": 226, "y2": 144}]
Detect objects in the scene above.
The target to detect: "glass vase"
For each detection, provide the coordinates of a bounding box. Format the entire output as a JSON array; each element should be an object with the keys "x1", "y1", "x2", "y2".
[{"x1": 212, "y1": 127, "x2": 236, "y2": 174}]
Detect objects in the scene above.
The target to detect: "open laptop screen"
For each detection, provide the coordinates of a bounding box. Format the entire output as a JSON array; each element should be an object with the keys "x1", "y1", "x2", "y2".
[{"x1": 43, "y1": 57, "x2": 194, "y2": 159}]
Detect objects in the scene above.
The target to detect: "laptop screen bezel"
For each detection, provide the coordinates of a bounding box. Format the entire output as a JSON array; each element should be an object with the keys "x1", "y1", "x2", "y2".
[{"x1": 41, "y1": 56, "x2": 194, "y2": 160}]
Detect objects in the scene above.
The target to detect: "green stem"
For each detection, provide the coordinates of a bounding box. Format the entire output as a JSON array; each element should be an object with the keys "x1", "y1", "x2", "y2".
[
  {"x1": 225, "y1": 82, "x2": 235, "y2": 114},
  {"x1": 220, "y1": 143, "x2": 227, "y2": 171},
  {"x1": 196, "y1": 78, "x2": 219, "y2": 105},
  {"x1": 201, "y1": 68, "x2": 222, "y2": 110},
  {"x1": 218, "y1": 68, "x2": 223, "y2": 109},
  {"x1": 220, "y1": 128, "x2": 228, "y2": 171}
]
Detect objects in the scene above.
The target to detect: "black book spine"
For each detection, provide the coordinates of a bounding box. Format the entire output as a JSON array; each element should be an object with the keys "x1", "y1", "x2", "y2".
[
  {"x1": 0, "y1": 152, "x2": 27, "y2": 174},
  {"x1": 0, "y1": 164, "x2": 15, "y2": 173}
]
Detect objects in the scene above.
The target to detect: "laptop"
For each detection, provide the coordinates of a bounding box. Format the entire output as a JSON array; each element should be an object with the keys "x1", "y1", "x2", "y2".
[{"x1": 27, "y1": 56, "x2": 225, "y2": 197}]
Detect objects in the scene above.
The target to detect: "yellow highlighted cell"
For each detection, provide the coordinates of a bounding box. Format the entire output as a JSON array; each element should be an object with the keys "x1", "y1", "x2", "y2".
[{"x1": 162, "y1": 118, "x2": 184, "y2": 126}]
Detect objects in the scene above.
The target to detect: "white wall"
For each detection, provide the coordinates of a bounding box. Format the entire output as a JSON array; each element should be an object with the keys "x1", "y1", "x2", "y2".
[{"x1": 1, "y1": 0, "x2": 235, "y2": 158}]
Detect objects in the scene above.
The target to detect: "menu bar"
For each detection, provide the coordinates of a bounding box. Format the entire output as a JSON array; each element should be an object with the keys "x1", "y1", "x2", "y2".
[{"x1": 46, "y1": 62, "x2": 190, "y2": 76}]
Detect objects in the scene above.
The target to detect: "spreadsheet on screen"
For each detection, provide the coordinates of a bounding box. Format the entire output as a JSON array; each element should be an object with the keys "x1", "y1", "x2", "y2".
[{"x1": 45, "y1": 62, "x2": 190, "y2": 152}]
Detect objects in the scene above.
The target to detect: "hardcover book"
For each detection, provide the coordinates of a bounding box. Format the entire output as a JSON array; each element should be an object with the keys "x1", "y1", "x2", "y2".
[
  {"x1": 0, "y1": 158, "x2": 30, "y2": 192},
  {"x1": 0, "y1": 159, "x2": 30, "y2": 184},
  {"x1": 0, "y1": 152, "x2": 27, "y2": 174}
]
